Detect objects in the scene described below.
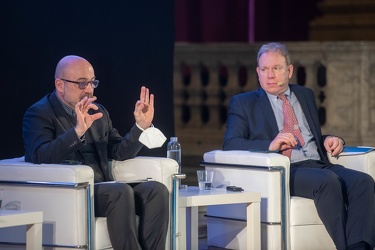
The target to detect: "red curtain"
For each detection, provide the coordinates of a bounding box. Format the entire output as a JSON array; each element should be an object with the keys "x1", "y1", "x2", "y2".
[{"x1": 174, "y1": 0, "x2": 249, "y2": 42}]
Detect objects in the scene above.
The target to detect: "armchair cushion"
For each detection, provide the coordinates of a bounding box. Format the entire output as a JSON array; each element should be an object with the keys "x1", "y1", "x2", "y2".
[
  {"x1": 95, "y1": 217, "x2": 111, "y2": 250},
  {"x1": 289, "y1": 197, "x2": 321, "y2": 226}
]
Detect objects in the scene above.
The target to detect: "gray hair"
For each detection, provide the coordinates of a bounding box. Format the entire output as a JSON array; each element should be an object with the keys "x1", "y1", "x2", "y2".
[{"x1": 257, "y1": 42, "x2": 291, "y2": 66}]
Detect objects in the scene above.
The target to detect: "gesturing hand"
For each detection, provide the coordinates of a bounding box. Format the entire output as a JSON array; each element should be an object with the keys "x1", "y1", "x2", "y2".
[
  {"x1": 134, "y1": 86, "x2": 154, "y2": 130},
  {"x1": 74, "y1": 96, "x2": 103, "y2": 137}
]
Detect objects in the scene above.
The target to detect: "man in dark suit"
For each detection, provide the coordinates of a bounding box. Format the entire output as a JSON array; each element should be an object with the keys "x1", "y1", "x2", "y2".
[
  {"x1": 223, "y1": 43, "x2": 375, "y2": 250},
  {"x1": 23, "y1": 55, "x2": 169, "y2": 250}
]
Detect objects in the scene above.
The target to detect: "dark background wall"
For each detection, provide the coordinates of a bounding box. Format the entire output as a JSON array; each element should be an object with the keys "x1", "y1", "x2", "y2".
[
  {"x1": 0, "y1": 0, "x2": 175, "y2": 159},
  {"x1": 0, "y1": 0, "x2": 323, "y2": 159},
  {"x1": 174, "y1": 0, "x2": 321, "y2": 42}
]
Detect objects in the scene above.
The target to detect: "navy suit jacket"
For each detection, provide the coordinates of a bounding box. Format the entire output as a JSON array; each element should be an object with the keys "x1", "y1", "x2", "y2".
[
  {"x1": 23, "y1": 91, "x2": 144, "y2": 181},
  {"x1": 223, "y1": 84, "x2": 330, "y2": 163}
]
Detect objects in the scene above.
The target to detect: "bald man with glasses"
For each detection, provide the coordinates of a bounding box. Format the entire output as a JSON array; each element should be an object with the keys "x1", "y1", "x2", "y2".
[{"x1": 23, "y1": 55, "x2": 169, "y2": 250}]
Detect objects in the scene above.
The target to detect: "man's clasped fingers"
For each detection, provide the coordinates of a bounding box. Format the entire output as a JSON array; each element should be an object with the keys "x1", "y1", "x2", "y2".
[
  {"x1": 77, "y1": 97, "x2": 98, "y2": 113},
  {"x1": 278, "y1": 133, "x2": 297, "y2": 146}
]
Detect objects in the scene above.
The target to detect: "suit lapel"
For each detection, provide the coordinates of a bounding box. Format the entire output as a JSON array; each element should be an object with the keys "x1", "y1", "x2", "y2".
[
  {"x1": 87, "y1": 108, "x2": 112, "y2": 181},
  {"x1": 49, "y1": 91, "x2": 87, "y2": 161},
  {"x1": 49, "y1": 91, "x2": 75, "y2": 132},
  {"x1": 258, "y1": 88, "x2": 280, "y2": 137}
]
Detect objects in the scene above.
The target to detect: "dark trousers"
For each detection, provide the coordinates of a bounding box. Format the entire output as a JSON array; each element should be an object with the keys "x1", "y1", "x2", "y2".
[
  {"x1": 94, "y1": 181, "x2": 169, "y2": 250},
  {"x1": 290, "y1": 160, "x2": 375, "y2": 250}
]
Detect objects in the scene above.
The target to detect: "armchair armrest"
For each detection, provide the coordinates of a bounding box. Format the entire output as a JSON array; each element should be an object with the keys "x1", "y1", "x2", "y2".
[
  {"x1": 110, "y1": 156, "x2": 179, "y2": 192},
  {"x1": 203, "y1": 150, "x2": 289, "y2": 167},
  {"x1": 0, "y1": 156, "x2": 94, "y2": 184},
  {"x1": 328, "y1": 147, "x2": 375, "y2": 180}
]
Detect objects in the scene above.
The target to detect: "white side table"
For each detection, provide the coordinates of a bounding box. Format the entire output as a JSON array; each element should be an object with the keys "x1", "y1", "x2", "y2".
[
  {"x1": 178, "y1": 186, "x2": 261, "y2": 250},
  {"x1": 0, "y1": 210, "x2": 43, "y2": 250}
]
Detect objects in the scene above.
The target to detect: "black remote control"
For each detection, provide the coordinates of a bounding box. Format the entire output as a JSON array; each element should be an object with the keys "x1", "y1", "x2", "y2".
[{"x1": 226, "y1": 186, "x2": 244, "y2": 192}]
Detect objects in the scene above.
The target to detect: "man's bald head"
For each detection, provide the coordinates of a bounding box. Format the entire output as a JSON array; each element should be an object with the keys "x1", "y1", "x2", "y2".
[{"x1": 54, "y1": 55, "x2": 92, "y2": 79}]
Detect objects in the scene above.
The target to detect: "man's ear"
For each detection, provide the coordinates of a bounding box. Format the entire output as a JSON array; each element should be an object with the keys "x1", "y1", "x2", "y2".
[
  {"x1": 55, "y1": 78, "x2": 63, "y2": 92},
  {"x1": 288, "y1": 65, "x2": 293, "y2": 79},
  {"x1": 256, "y1": 67, "x2": 260, "y2": 77}
]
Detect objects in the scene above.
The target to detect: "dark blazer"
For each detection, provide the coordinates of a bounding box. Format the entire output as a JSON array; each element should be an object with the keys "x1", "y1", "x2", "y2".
[
  {"x1": 23, "y1": 91, "x2": 144, "y2": 181},
  {"x1": 223, "y1": 84, "x2": 330, "y2": 163}
]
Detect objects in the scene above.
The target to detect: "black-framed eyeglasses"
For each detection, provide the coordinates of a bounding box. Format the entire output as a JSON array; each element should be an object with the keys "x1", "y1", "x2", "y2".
[{"x1": 60, "y1": 78, "x2": 99, "y2": 89}]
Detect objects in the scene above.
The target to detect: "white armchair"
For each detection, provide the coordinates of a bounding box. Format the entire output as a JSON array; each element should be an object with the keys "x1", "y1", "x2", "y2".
[
  {"x1": 201, "y1": 148, "x2": 375, "y2": 250},
  {"x1": 0, "y1": 156, "x2": 179, "y2": 250}
]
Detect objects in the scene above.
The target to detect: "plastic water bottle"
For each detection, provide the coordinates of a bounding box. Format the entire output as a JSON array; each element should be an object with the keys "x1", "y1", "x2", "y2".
[{"x1": 167, "y1": 137, "x2": 181, "y2": 173}]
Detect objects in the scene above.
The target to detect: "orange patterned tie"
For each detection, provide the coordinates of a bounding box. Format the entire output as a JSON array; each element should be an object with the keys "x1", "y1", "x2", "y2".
[{"x1": 279, "y1": 94, "x2": 305, "y2": 158}]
